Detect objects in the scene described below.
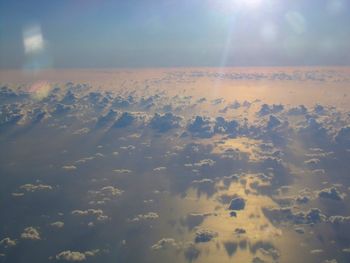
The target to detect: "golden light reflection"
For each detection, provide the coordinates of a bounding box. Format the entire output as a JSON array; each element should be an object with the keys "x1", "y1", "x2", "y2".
[
  {"x1": 29, "y1": 81, "x2": 52, "y2": 100},
  {"x1": 212, "y1": 137, "x2": 263, "y2": 161}
]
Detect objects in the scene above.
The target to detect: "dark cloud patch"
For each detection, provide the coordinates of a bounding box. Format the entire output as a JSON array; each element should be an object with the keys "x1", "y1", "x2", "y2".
[
  {"x1": 228, "y1": 197, "x2": 246, "y2": 211},
  {"x1": 194, "y1": 229, "x2": 217, "y2": 243},
  {"x1": 96, "y1": 109, "x2": 118, "y2": 128},
  {"x1": 287, "y1": 105, "x2": 307, "y2": 115},
  {"x1": 318, "y1": 187, "x2": 345, "y2": 201},
  {"x1": 112, "y1": 112, "x2": 135, "y2": 128},
  {"x1": 258, "y1": 104, "x2": 284, "y2": 116},
  {"x1": 263, "y1": 207, "x2": 326, "y2": 225},
  {"x1": 149, "y1": 112, "x2": 182, "y2": 132},
  {"x1": 187, "y1": 116, "x2": 214, "y2": 138},
  {"x1": 335, "y1": 126, "x2": 350, "y2": 148}
]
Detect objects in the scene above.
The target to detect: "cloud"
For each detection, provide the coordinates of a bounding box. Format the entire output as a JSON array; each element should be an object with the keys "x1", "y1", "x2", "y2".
[
  {"x1": 310, "y1": 249, "x2": 324, "y2": 254},
  {"x1": 298, "y1": 117, "x2": 330, "y2": 144},
  {"x1": 192, "y1": 178, "x2": 216, "y2": 196},
  {"x1": 295, "y1": 195, "x2": 311, "y2": 204},
  {"x1": 88, "y1": 186, "x2": 123, "y2": 205},
  {"x1": 258, "y1": 104, "x2": 284, "y2": 116},
  {"x1": 73, "y1": 127, "x2": 90, "y2": 135},
  {"x1": 266, "y1": 115, "x2": 282, "y2": 130},
  {"x1": 112, "y1": 112, "x2": 135, "y2": 128},
  {"x1": 187, "y1": 116, "x2": 214, "y2": 138},
  {"x1": 250, "y1": 241, "x2": 280, "y2": 260},
  {"x1": 318, "y1": 187, "x2": 345, "y2": 201},
  {"x1": 96, "y1": 109, "x2": 118, "y2": 127},
  {"x1": 328, "y1": 215, "x2": 350, "y2": 224},
  {"x1": 112, "y1": 96, "x2": 133, "y2": 108},
  {"x1": 149, "y1": 112, "x2": 182, "y2": 132},
  {"x1": 234, "y1": 228, "x2": 246, "y2": 235},
  {"x1": 21, "y1": 227, "x2": 41, "y2": 240},
  {"x1": 0, "y1": 238, "x2": 17, "y2": 248},
  {"x1": 263, "y1": 207, "x2": 326, "y2": 225},
  {"x1": 130, "y1": 212, "x2": 159, "y2": 222},
  {"x1": 55, "y1": 249, "x2": 99, "y2": 262},
  {"x1": 53, "y1": 103, "x2": 72, "y2": 115},
  {"x1": 19, "y1": 183, "x2": 52, "y2": 192},
  {"x1": 194, "y1": 229, "x2": 218, "y2": 243},
  {"x1": 334, "y1": 126, "x2": 350, "y2": 147},
  {"x1": 62, "y1": 165, "x2": 77, "y2": 170},
  {"x1": 214, "y1": 117, "x2": 239, "y2": 135},
  {"x1": 0, "y1": 104, "x2": 23, "y2": 127},
  {"x1": 294, "y1": 227, "x2": 305, "y2": 234},
  {"x1": 193, "y1": 159, "x2": 215, "y2": 168},
  {"x1": 120, "y1": 145, "x2": 136, "y2": 151},
  {"x1": 287, "y1": 105, "x2": 307, "y2": 115},
  {"x1": 71, "y1": 209, "x2": 109, "y2": 221},
  {"x1": 151, "y1": 238, "x2": 178, "y2": 250},
  {"x1": 153, "y1": 167, "x2": 167, "y2": 172},
  {"x1": 211, "y1": 98, "x2": 224, "y2": 105},
  {"x1": 61, "y1": 90, "x2": 77, "y2": 105},
  {"x1": 50, "y1": 221, "x2": 64, "y2": 228},
  {"x1": 112, "y1": 169, "x2": 132, "y2": 174}
]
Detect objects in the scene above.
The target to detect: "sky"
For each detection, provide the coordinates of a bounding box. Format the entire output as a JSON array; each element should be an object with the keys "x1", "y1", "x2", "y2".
[{"x1": 0, "y1": 0, "x2": 350, "y2": 69}]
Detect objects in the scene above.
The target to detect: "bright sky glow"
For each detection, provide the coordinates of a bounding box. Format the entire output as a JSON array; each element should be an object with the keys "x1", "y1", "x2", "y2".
[
  {"x1": 23, "y1": 25, "x2": 44, "y2": 54},
  {"x1": 0, "y1": 0, "x2": 349, "y2": 68}
]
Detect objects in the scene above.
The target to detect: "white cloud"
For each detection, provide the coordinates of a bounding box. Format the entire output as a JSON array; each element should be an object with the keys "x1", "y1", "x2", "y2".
[{"x1": 21, "y1": 227, "x2": 41, "y2": 240}]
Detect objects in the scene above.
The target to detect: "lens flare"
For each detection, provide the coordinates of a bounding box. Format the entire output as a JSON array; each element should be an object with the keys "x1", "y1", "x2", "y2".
[{"x1": 29, "y1": 81, "x2": 52, "y2": 100}]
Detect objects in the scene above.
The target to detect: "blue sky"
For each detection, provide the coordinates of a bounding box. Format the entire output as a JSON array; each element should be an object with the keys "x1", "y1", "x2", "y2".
[{"x1": 0, "y1": 0, "x2": 349, "y2": 68}]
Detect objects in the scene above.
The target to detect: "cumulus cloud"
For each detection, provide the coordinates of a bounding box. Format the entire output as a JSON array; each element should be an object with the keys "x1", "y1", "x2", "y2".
[
  {"x1": 328, "y1": 215, "x2": 350, "y2": 224},
  {"x1": 61, "y1": 90, "x2": 77, "y2": 105},
  {"x1": 50, "y1": 221, "x2": 64, "y2": 228},
  {"x1": 153, "y1": 167, "x2": 167, "y2": 172},
  {"x1": 234, "y1": 228, "x2": 246, "y2": 235},
  {"x1": 62, "y1": 165, "x2": 77, "y2": 170},
  {"x1": 52, "y1": 103, "x2": 72, "y2": 115},
  {"x1": 318, "y1": 187, "x2": 345, "y2": 201},
  {"x1": 55, "y1": 249, "x2": 99, "y2": 262},
  {"x1": 88, "y1": 186, "x2": 123, "y2": 205},
  {"x1": 192, "y1": 178, "x2": 216, "y2": 196},
  {"x1": 192, "y1": 159, "x2": 215, "y2": 168},
  {"x1": 287, "y1": 105, "x2": 307, "y2": 115},
  {"x1": 214, "y1": 117, "x2": 239, "y2": 135},
  {"x1": 112, "y1": 112, "x2": 135, "y2": 128},
  {"x1": 263, "y1": 207, "x2": 326, "y2": 225},
  {"x1": 151, "y1": 238, "x2": 179, "y2": 250},
  {"x1": 258, "y1": 104, "x2": 284, "y2": 116},
  {"x1": 71, "y1": 209, "x2": 109, "y2": 222},
  {"x1": 112, "y1": 96, "x2": 133, "y2": 108},
  {"x1": 187, "y1": 116, "x2": 214, "y2": 138},
  {"x1": 266, "y1": 115, "x2": 282, "y2": 130},
  {"x1": 21, "y1": 227, "x2": 41, "y2": 240},
  {"x1": 149, "y1": 112, "x2": 182, "y2": 132},
  {"x1": 73, "y1": 127, "x2": 90, "y2": 135},
  {"x1": 0, "y1": 237, "x2": 17, "y2": 248},
  {"x1": 335, "y1": 126, "x2": 350, "y2": 147},
  {"x1": 19, "y1": 183, "x2": 52, "y2": 192},
  {"x1": 112, "y1": 169, "x2": 131, "y2": 174},
  {"x1": 194, "y1": 229, "x2": 218, "y2": 243},
  {"x1": 129, "y1": 212, "x2": 159, "y2": 222},
  {"x1": 96, "y1": 109, "x2": 118, "y2": 127}
]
